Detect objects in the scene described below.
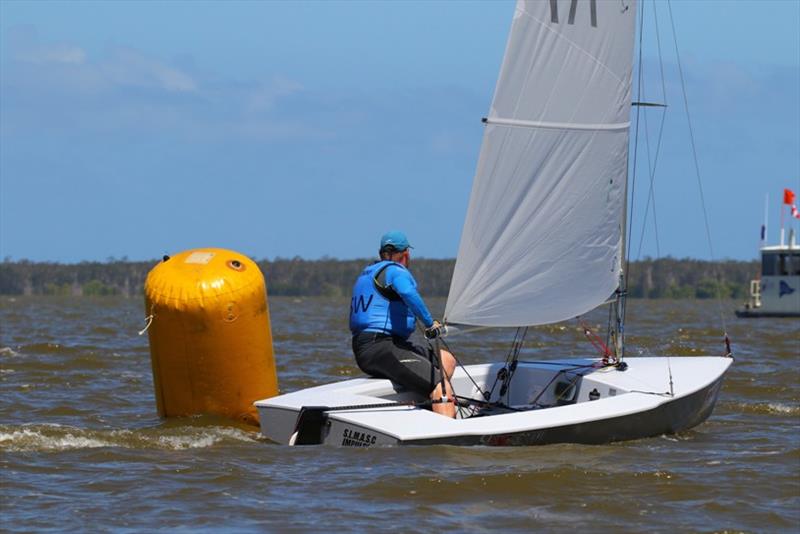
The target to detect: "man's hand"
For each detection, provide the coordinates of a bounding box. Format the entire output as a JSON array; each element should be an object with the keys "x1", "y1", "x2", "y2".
[{"x1": 424, "y1": 320, "x2": 443, "y2": 339}]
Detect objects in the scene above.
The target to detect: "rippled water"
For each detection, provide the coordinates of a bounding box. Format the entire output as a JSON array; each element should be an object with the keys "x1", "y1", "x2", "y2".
[{"x1": 1, "y1": 296, "x2": 798, "y2": 531}]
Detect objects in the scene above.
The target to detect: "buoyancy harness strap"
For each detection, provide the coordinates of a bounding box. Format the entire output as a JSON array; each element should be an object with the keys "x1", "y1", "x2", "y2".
[{"x1": 373, "y1": 262, "x2": 402, "y2": 302}]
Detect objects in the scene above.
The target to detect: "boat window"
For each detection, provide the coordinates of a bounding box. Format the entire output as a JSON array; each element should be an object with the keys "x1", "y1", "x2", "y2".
[
  {"x1": 766, "y1": 252, "x2": 800, "y2": 276},
  {"x1": 778, "y1": 253, "x2": 800, "y2": 276},
  {"x1": 791, "y1": 253, "x2": 800, "y2": 276},
  {"x1": 762, "y1": 253, "x2": 778, "y2": 276}
]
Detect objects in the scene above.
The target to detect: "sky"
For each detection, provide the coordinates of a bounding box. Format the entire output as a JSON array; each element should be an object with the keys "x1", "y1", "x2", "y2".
[{"x1": 1, "y1": 0, "x2": 798, "y2": 263}]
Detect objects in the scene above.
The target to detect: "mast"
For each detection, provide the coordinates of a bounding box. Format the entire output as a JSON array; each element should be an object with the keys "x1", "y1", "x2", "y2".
[
  {"x1": 613, "y1": 0, "x2": 645, "y2": 361},
  {"x1": 615, "y1": 182, "x2": 628, "y2": 359},
  {"x1": 614, "y1": 103, "x2": 631, "y2": 360}
]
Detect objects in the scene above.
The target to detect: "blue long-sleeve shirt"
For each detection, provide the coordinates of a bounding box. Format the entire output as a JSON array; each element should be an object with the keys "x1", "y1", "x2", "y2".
[{"x1": 349, "y1": 261, "x2": 434, "y2": 338}]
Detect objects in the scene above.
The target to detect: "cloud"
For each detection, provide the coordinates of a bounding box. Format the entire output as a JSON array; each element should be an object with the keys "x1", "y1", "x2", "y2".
[
  {"x1": 3, "y1": 26, "x2": 197, "y2": 93},
  {"x1": 0, "y1": 26, "x2": 327, "y2": 141},
  {"x1": 245, "y1": 76, "x2": 304, "y2": 113},
  {"x1": 16, "y1": 42, "x2": 86, "y2": 65},
  {"x1": 100, "y1": 46, "x2": 197, "y2": 93},
  {"x1": 6, "y1": 25, "x2": 86, "y2": 65}
]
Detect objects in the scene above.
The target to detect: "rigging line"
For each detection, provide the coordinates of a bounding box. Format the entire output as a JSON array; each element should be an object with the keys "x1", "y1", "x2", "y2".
[
  {"x1": 636, "y1": 0, "x2": 669, "y2": 261},
  {"x1": 611, "y1": 301, "x2": 625, "y2": 358},
  {"x1": 439, "y1": 337, "x2": 549, "y2": 415},
  {"x1": 621, "y1": 0, "x2": 647, "y2": 355},
  {"x1": 503, "y1": 327, "x2": 527, "y2": 400},
  {"x1": 439, "y1": 337, "x2": 487, "y2": 402},
  {"x1": 302, "y1": 398, "x2": 455, "y2": 414},
  {"x1": 549, "y1": 372, "x2": 584, "y2": 406},
  {"x1": 438, "y1": 337, "x2": 532, "y2": 415},
  {"x1": 578, "y1": 318, "x2": 613, "y2": 358},
  {"x1": 440, "y1": 341, "x2": 485, "y2": 419},
  {"x1": 666, "y1": 0, "x2": 729, "y2": 336},
  {"x1": 440, "y1": 324, "x2": 494, "y2": 336},
  {"x1": 626, "y1": 0, "x2": 646, "y2": 276},
  {"x1": 485, "y1": 327, "x2": 526, "y2": 403},
  {"x1": 653, "y1": 0, "x2": 669, "y2": 111},
  {"x1": 653, "y1": 8, "x2": 668, "y2": 259},
  {"x1": 639, "y1": 82, "x2": 654, "y2": 256},
  {"x1": 451, "y1": 395, "x2": 493, "y2": 408},
  {"x1": 635, "y1": 84, "x2": 667, "y2": 260},
  {"x1": 485, "y1": 359, "x2": 507, "y2": 403},
  {"x1": 666, "y1": 356, "x2": 675, "y2": 397},
  {"x1": 515, "y1": 362, "x2": 597, "y2": 374},
  {"x1": 433, "y1": 338, "x2": 483, "y2": 418},
  {"x1": 528, "y1": 368, "x2": 573, "y2": 407},
  {"x1": 628, "y1": 390, "x2": 672, "y2": 397}
]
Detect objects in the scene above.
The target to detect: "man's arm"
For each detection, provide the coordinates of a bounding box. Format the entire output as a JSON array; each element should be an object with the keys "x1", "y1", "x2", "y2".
[{"x1": 387, "y1": 267, "x2": 434, "y2": 328}]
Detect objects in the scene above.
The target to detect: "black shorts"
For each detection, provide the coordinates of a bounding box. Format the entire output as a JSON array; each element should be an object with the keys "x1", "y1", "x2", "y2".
[{"x1": 352, "y1": 332, "x2": 442, "y2": 395}]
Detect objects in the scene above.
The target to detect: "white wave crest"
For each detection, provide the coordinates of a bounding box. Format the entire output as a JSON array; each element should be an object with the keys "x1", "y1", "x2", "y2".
[
  {"x1": 765, "y1": 403, "x2": 798, "y2": 415},
  {"x1": 1, "y1": 424, "x2": 258, "y2": 452},
  {"x1": 0, "y1": 427, "x2": 113, "y2": 451},
  {"x1": 156, "y1": 426, "x2": 255, "y2": 449}
]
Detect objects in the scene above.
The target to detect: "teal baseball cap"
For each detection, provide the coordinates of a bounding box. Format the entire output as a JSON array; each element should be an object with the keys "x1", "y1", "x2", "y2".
[{"x1": 380, "y1": 231, "x2": 412, "y2": 252}]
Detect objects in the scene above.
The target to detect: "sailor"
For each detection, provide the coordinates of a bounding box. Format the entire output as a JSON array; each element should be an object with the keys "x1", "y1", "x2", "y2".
[{"x1": 350, "y1": 231, "x2": 456, "y2": 418}]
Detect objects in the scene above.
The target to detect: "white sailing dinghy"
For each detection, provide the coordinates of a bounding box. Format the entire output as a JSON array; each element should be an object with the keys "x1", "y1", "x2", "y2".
[{"x1": 255, "y1": 0, "x2": 732, "y2": 446}]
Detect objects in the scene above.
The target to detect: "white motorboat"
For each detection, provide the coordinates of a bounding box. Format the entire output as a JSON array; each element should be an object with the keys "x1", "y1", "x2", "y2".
[
  {"x1": 736, "y1": 232, "x2": 800, "y2": 318},
  {"x1": 256, "y1": 0, "x2": 733, "y2": 446}
]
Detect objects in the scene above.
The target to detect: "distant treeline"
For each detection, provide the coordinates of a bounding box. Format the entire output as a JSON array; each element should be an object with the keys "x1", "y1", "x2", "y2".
[{"x1": 0, "y1": 257, "x2": 759, "y2": 299}]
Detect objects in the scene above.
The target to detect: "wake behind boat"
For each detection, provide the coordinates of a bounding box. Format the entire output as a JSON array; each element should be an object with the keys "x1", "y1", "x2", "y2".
[{"x1": 256, "y1": 0, "x2": 733, "y2": 446}]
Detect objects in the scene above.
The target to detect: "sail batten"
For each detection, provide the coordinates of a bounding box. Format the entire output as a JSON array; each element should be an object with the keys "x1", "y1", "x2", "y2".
[
  {"x1": 444, "y1": 0, "x2": 637, "y2": 328},
  {"x1": 484, "y1": 117, "x2": 631, "y2": 131}
]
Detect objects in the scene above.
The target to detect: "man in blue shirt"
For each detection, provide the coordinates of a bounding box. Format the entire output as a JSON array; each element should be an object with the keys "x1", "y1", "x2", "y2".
[{"x1": 350, "y1": 231, "x2": 456, "y2": 418}]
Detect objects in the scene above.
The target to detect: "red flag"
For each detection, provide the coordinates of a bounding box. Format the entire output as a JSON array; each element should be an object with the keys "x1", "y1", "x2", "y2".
[{"x1": 788, "y1": 188, "x2": 800, "y2": 219}]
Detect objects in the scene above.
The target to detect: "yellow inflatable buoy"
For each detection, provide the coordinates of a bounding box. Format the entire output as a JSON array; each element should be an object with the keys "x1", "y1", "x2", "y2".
[{"x1": 143, "y1": 248, "x2": 278, "y2": 427}]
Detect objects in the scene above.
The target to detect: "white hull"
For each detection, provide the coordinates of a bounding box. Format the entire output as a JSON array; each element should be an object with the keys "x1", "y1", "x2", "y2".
[{"x1": 255, "y1": 356, "x2": 732, "y2": 447}]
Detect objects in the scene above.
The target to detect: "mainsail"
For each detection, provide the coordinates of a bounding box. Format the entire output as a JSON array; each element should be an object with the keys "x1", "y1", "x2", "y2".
[{"x1": 444, "y1": 0, "x2": 638, "y2": 327}]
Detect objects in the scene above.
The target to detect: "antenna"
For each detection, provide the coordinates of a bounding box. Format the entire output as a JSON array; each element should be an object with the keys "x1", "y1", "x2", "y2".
[
  {"x1": 763, "y1": 193, "x2": 768, "y2": 247},
  {"x1": 781, "y1": 193, "x2": 786, "y2": 247}
]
